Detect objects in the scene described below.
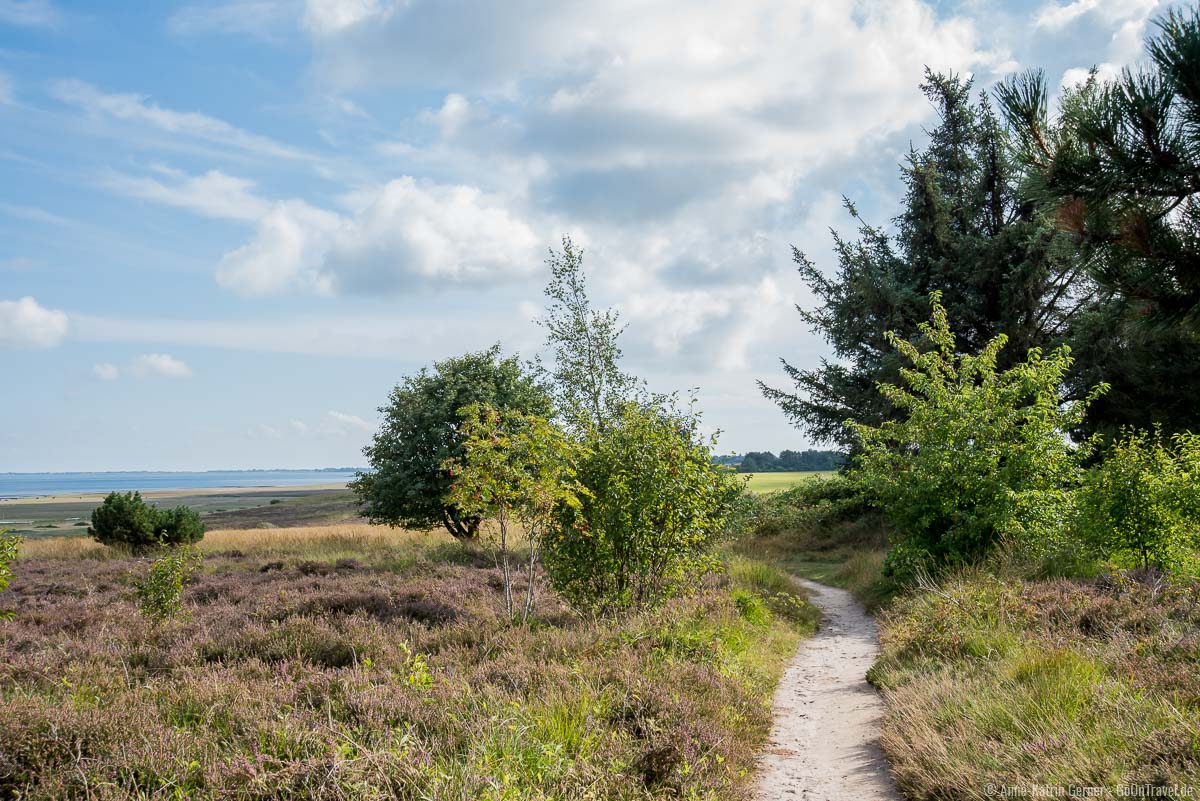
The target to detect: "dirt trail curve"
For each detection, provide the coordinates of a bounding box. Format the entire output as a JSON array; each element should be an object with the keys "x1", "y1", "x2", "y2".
[{"x1": 753, "y1": 578, "x2": 900, "y2": 801}]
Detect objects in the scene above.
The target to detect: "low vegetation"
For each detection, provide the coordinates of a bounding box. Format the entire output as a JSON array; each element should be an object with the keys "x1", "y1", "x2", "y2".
[
  {"x1": 870, "y1": 571, "x2": 1200, "y2": 796},
  {"x1": 0, "y1": 525, "x2": 815, "y2": 800}
]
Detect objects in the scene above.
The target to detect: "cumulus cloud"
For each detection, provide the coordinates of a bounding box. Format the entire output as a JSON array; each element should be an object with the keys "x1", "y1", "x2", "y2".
[
  {"x1": 217, "y1": 177, "x2": 542, "y2": 295},
  {"x1": 132, "y1": 353, "x2": 192, "y2": 378},
  {"x1": 0, "y1": 296, "x2": 68, "y2": 349},
  {"x1": 92, "y1": 362, "x2": 119, "y2": 381},
  {"x1": 49, "y1": 79, "x2": 309, "y2": 161},
  {"x1": 102, "y1": 166, "x2": 270, "y2": 222}
]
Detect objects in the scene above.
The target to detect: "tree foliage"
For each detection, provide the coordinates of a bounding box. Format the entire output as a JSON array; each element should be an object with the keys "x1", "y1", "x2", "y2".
[
  {"x1": 444, "y1": 404, "x2": 584, "y2": 623},
  {"x1": 88, "y1": 492, "x2": 206, "y2": 552},
  {"x1": 850, "y1": 294, "x2": 1105, "y2": 581},
  {"x1": 353, "y1": 345, "x2": 551, "y2": 540},
  {"x1": 0, "y1": 530, "x2": 21, "y2": 621},
  {"x1": 542, "y1": 401, "x2": 738, "y2": 614},
  {"x1": 539, "y1": 237, "x2": 638, "y2": 434},
  {"x1": 735, "y1": 449, "x2": 846, "y2": 473},
  {"x1": 764, "y1": 70, "x2": 1083, "y2": 447},
  {"x1": 1076, "y1": 429, "x2": 1200, "y2": 573},
  {"x1": 998, "y1": 9, "x2": 1200, "y2": 330}
]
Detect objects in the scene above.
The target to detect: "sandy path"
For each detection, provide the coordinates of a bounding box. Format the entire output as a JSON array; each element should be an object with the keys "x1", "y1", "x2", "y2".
[{"x1": 753, "y1": 578, "x2": 899, "y2": 801}]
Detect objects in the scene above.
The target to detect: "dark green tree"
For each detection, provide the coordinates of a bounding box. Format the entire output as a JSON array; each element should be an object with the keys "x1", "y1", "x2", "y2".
[
  {"x1": 762, "y1": 70, "x2": 1084, "y2": 447},
  {"x1": 997, "y1": 10, "x2": 1200, "y2": 440},
  {"x1": 353, "y1": 345, "x2": 552, "y2": 540},
  {"x1": 998, "y1": 9, "x2": 1200, "y2": 330},
  {"x1": 88, "y1": 492, "x2": 206, "y2": 552}
]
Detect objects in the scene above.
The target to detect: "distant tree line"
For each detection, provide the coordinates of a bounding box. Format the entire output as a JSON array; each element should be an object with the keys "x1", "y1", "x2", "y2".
[{"x1": 715, "y1": 450, "x2": 846, "y2": 472}]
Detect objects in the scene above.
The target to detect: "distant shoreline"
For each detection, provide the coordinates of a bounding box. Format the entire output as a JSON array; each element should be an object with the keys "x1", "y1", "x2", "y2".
[{"x1": 0, "y1": 483, "x2": 350, "y2": 506}]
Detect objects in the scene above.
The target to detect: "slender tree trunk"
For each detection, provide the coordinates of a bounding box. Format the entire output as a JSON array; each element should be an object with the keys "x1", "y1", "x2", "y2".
[
  {"x1": 499, "y1": 511, "x2": 514, "y2": 621},
  {"x1": 522, "y1": 534, "x2": 538, "y2": 624}
]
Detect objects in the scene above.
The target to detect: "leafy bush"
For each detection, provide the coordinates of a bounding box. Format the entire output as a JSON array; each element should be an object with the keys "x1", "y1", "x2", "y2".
[
  {"x1": 543, "y1": 401, "x2": 739, "y2": 615},
  {"x1": 88, "y1": 492, "x2": 206, "y2": 552},
  {"x1": 851, "y1": 294, "x2": 1105, "y2": 581},
  {"x1": 353, "y1": 345, "x2": 551, "y2": 540},
  {"x1": 445, "y1": 404, "x2": 584, "y2": 623},
  {"x1": 747, "y1": 475, "x2": 874, "y2": 537},
  {"x1": 134, "y1": 547, "x2": 201, "y2": 620},
  {"x1": 0, "y1": 530, "x2": 21, "y2": 621},
  {"x1": 1076, "y1": 429, "x2": 1200, "y2": 573}
]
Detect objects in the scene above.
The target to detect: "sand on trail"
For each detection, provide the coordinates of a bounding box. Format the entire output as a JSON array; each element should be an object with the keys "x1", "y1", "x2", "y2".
[{"x1": 753, "y1": 578, "x2": 900, "y2": 801}]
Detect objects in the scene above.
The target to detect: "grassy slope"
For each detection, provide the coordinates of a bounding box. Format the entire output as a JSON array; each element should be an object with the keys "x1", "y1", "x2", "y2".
[
  {"x1": 870, "y1": 571, "x2": 1200, "y2": 797},
  {"x1": 1, "y1": 525, "x2": 816, "y2": 801}
]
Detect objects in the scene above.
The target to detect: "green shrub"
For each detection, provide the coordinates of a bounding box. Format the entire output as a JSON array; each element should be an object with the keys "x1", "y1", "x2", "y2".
[
  {"x1": 1076, "y1": 429, "x2": 1200, "y2": 573},
  {"x1": 851, "y1": 293, "x2": 1105, "y2": 582},
  {"x1": 543, "y1": 401, "x2": 739, "y2": 615},
  {"x1": 89, "y1": 492, "x2": 207, "y2": 552},
  {"x1": 0, "y1": 530, "x2": 21, "y2": 621},
  {"x1": 134, "y1": 547, "x2": 201, "y2": 620}
]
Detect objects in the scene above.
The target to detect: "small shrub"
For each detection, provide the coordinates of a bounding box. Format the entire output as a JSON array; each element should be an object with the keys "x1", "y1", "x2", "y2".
[
  {"x1": 89, "y1": 492, "x2": 206, "y2": 552},
  {"x1": 0, "y1": 530, "x2": 22, "y2": 621},
  {"x1": 1076, "y1": 429, "x2": 1200, "y2": 573},
  {"x1": 851, "y1": 294, "x2": 1105, "y2": 582},
  {"x1": 543, "y1": 401, "x2": 739, "y2": 615},
  {"x1": 134, "y1": 547, "x2": 201, "y2": 620}
]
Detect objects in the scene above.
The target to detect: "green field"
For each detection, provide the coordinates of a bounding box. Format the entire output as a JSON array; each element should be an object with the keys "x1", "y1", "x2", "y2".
[{"x1": 743, "y1": 470, "x2": 835, "y2": 493}]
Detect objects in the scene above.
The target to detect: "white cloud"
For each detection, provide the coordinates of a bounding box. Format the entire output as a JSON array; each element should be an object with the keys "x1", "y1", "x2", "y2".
[
  {"x1": 325, "y1": 410, "x2": 372, "y2": 433},
  {"x1": 302, "y1": 0, "x2": 385, "y2": 35},
  {"x1": 0, "y1": 0, "x2": 59, "y2": 27},
  {"x1": 102, "y1": 166, "x2": 270, "y2": 222},
  {"x1": 49, "y1": 79, "x2": 309, "y2": 161},
  {"x1": 92, "y1": 362, "x2": 119, "y2": 381},
  {"x1": 0, "y1": 296, "x2": 68, "y2": 349},
  {"x1": 132, "y1": 353, "x2": 192, "y2": 378},
  {"x1": 168, "y1": 1, "x2": 295, "y2": 39},
  {"x1": 217, "y1": 177, "x2": 542, "y2": 295},
  {"x1": 1034, "y1": 0, "x2": 1159, "y2": 32}
]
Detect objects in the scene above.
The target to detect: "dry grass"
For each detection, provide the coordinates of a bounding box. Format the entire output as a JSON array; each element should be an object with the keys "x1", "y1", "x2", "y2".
[
  {"x1": 0, "y1": 524, "x2": 814, "y2": 800},
  {"x1": 19, "y1": 524, "x2": 441, "y2": 562},
  {"x1": 870, "y1": 571, "x2": 1200, "y2": 797}
]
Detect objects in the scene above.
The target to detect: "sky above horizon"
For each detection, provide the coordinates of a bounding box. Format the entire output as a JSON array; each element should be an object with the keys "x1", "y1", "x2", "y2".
[{"x1": 0, "y1": 0, "x2": 1165, "y2": 471}]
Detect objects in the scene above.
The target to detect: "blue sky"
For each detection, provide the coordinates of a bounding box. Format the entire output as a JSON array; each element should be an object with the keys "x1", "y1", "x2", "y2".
[{"x1": 0, "y1": 0, "x2": 1166, "y2": 471}]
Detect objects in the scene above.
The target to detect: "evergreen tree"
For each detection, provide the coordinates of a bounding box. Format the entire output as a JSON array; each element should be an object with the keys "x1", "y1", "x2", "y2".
[
  {"x1": 762, "y1": 71, "x2": 1083, "y2": 447},
  {"x1": 998, "y1": 9, "x2": 1200, "y2": 330},
  {"x1": 997, "y1": 10, "x2": 1200, "y2": 440}
]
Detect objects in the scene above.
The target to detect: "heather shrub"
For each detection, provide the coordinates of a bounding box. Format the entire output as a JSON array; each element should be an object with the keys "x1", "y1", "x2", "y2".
[
  {"x1": 89, "y1": 491, "x2": 207, "y2": 552},
  {"x1": 134, "y1": 547, "x2": 201, "y2": 620},
  {"x1": 1076, "y1": 429, "x2": 1200, "y2": 573},
  {"x1": 851, "y1": 294, "x2": 1105, "y2": 582}
]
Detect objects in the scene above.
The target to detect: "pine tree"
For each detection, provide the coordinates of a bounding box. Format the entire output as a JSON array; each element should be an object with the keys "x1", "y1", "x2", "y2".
[
  {"x1": 998, "y1": 9, "x2": 1200, "y2": 330},
  {"x1": 997, "y1": 8, "x2": 1200, "y2": 440},
  {"x1": 762, "y1": 71, "x2": 1083, "y2": 446}
]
